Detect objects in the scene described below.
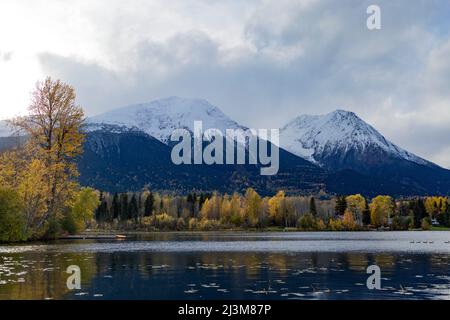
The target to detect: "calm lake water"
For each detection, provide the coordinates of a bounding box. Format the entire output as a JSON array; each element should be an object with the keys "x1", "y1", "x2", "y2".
[{"x1": 1, "y1": 231, "x2": 450, "y2": 300}]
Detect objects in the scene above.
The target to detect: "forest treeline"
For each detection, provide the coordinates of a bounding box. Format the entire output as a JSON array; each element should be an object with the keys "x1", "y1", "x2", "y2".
[{"x1": 94, "y1": 189, "x2": 450, "y2": 232}]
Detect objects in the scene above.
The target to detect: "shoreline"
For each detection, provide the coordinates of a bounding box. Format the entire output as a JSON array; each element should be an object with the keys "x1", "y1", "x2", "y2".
[
  {"x1": 1, "y1": 227, "x2": 449, "y2": 245},
  {"x1": 58, "y1": 226, "x2": 450, "y2": 240}
]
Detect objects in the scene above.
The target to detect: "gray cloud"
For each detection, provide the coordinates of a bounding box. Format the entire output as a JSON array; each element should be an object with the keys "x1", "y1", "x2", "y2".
[{"x1": 36, "y1": 0, "x2": 450, "y2": 168}]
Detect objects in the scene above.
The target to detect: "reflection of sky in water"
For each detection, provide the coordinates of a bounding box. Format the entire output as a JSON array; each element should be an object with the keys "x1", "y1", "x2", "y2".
[{"x1": 0, "y1": 232, "x2": 449, "y2": 300}]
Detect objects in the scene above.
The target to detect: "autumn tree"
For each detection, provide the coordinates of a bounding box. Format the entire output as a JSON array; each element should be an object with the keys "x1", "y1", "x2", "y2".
[
  {"x1": 220, "y1": 194, "x2": 232, "y2": 223},
  {"x1": 425, "y1": 197, "x2": 448, "y2": 221},
  {"x1": 0, "y1": 187, "x2": 26, "y2": 242},
  {"x1": 63, "y1": 187, "x2": 99, "y2": 234},
  {"x1": 342, "y1": 210, "x2": 358, "y2": 230},
  {"x1": 0, "y1": 148, "x2": 49, "y2": 237},
  {"x1": 11, "y1": 77, "x2": 85, "y2": 229},
  {"x1": 268, "y1": 191, "x2": 287, "y2": 227},
  {"x1": 229, "y1": 192, "x2": 243, "y2": 225},
  {"x1": 370, "y1": 196, "x2": 394, "y2": 228},
  {"x1": 243, "y1": 188, "x2": 262, "y2": 227},
  {"x1": 345, "y1": 194, "x2": 365, "y2": 226}
]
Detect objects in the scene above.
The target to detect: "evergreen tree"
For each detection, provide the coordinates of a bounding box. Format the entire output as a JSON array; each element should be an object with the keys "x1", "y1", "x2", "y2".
[
  {"x1": 120, "y1": 193, "x2": 129, "y2": 221},
  {"x1": 410, "y1": 199, "x2": 427, "y2": 228},
  {"x1": 144, "y1": 192, "x2": 154, "y2": 217},
  {"x1": 129, "y1": 194, "x2": 139, "y2": 221},
  {"x1": 309, "y1": 197, "x2": 317, "y2": 216},
  {"x1": 112, "y1": 193, "x2": 120, "y2": 220},
  {"x1": 335, "y1": 196, "x2": 347, "y2": 216},
  {"x1": 362, "y1": 198, "x2": 371, "y2": 225},
  {"x1": 95, "y1": 192, "x2": 104, "y2": 221},
  {"x1": 96, "y1": 192, "x2": 110, "y2": 222},
  {"x1": 187, "y1": 192, "x2": 197, "y2": 217}
]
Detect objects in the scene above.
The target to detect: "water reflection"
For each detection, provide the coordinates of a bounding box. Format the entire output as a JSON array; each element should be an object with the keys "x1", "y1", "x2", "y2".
[
  {"x1": 0, "y1": 232, "x2": 449, "y2": 300},
  {"x1": 0, "y1": 252, "x2": 97, "y2": 299}
]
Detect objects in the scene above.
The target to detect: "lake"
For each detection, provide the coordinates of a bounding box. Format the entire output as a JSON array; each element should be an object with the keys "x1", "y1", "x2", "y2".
[{"x1": 0, "y1": 231, "x2": 450, "y2": 300}]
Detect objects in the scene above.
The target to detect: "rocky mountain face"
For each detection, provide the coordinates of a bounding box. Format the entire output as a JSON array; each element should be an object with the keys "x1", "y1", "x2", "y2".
[{"x1": 79, "y1": 124, "x2": 326, "y2": 195}]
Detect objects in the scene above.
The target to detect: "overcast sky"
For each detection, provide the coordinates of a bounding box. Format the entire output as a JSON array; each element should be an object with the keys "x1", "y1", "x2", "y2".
[{"x1": 1, "y1": 0, "x2": 450, "y2": 167}]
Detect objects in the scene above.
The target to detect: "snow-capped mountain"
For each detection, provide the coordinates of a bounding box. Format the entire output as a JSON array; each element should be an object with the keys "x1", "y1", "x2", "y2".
[
  {"x1": 87, "y1": 96, "x2": 248, "y2": 144},
  {"x1": 2, "y1": 100, "x2": 449, "y2": 195},
  {"x1": 280, "y1": 109, "x2": 434, "y2": 170},
  {"x1": 0, "y1": 120, "x2": 13, "y2": 137}
]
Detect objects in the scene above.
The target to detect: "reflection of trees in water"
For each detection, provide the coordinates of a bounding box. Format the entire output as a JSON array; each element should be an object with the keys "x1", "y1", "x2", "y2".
[
  {"x1": 429, "y1": 255, "x2": 450, "y2": 273},
  {"x1": 345, "y1": 253, "x2": 369, "y2": 272},
  {"x1": 373, "y1": 254, "x2": 396, "y2": 274},
  {"x1": 91, "y1": 251, "x2": 293, "y2": 282},
  {"x1": 0, "y1": 252, "x2": 97, "y2": 299},
  {"x1": 2, "y1": 249, "x2": 446, "y2": 299}
]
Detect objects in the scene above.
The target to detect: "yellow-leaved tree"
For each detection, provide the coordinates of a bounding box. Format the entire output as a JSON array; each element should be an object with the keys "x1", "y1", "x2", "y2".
[
  {"x1": 243, "y1": 188, "x2": 262, "y2": 227},
  {"x1": 13, "y1": 77, "x2": 85, "y2": 232},
  {"x1": 63, "y1": 188, "x2": 100, "y2": 235},
  {"x1": 370, "y1": 196, "x2": 394, "y2": 228},
  {"x1": 0, "y1": 77, "x2": 86, "y2": 239},
  {"x1": 268, "y1": 190, "x2": 287, "y2": 227},
  {"x1": 345, "y1": 194, "x2": 366, "y2": 226}
]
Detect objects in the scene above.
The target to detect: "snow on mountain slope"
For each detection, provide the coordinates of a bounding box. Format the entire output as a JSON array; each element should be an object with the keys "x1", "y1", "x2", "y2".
[
  {"x1": 0, "y1": 120, "x2": 13, "y2": 137},
  {"x1": 87, "y1": 97, "x2": 248, "y2": 144},
  {"x1": 280, "y1": 109, "x2": 433, "y2": 168}
]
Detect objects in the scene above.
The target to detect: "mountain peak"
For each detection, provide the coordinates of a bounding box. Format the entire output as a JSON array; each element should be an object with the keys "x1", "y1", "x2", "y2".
[
  {"x1": 280, "y1": 109, "x2": 432, "y2": 168},
  {"x1": 330, "y1": 109, "x2": 354, "y2": 115},
  {"x1": 87, "y1": 97, "x2": 245, "y2": 143},
  {"x1": 329, "y1": 109, "x2": 358, "y2": 119}
]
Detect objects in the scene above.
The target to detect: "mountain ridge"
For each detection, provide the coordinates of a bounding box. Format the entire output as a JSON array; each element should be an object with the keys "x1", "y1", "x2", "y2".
[{"x1": 1, "y1": 97, "x2": 449, "y2": 196}]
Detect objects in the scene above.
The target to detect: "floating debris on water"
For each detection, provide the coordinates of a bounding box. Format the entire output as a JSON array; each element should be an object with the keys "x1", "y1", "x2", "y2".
[
  {"x1": 74, "y1": 292, "x2": 89, "y2": 296},
  {"x1": 281, "y1": 292, "x2": 305, "y2": 297},
  {"x1": 201, "y1": 283, "x2": 220, "y2": 288},
  {"x1": 184, "y1": 289, "x2": 198, "y2": 294}
]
